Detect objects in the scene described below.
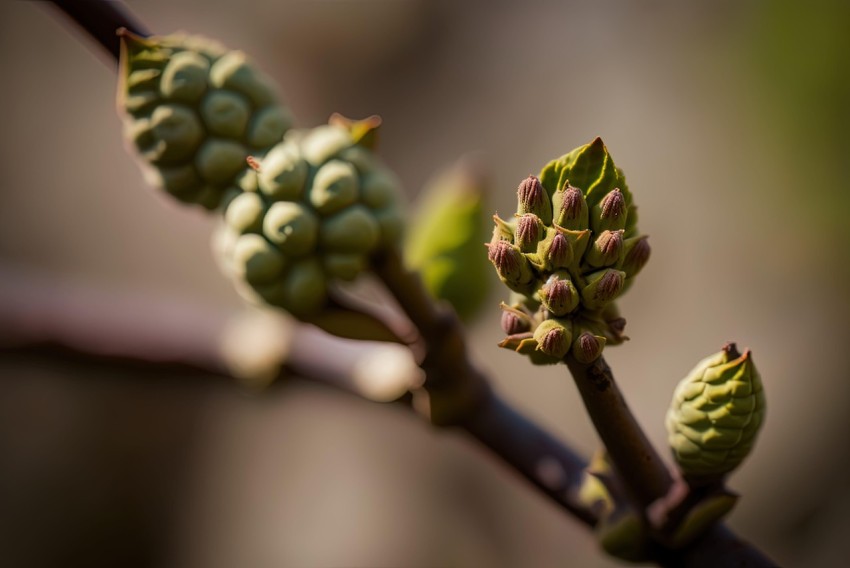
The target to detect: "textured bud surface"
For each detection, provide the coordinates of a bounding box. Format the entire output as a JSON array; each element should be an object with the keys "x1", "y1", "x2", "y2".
[
  {"x1": 119, "y1": 31, "x2": 292, "y2": 208},
  {"x1": 666, "y1": 344, "x2": 766, "y2": 480},
  {"x1": 211, "y1": 122, "x2": 404, "y2": 320},
  {"x1": 491, "y1": 138, "x2": 648, "y2": 364}
]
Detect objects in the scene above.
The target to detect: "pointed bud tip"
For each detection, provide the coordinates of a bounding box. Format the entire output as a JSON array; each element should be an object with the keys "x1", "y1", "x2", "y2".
[
  {"x1": 600, "y1": 188, "x2": 626, "y2": 219},
  {"x1": 246, "y1": 156, "x2": 261, "y2": 172},
  {"x1": 722, "y1": 342, "x2": 742, "y2": 359}
]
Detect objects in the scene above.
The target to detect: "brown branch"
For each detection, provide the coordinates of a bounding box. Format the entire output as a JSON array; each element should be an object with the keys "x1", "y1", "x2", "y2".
[{"x1": 46, "y1": 0, "x2": 149, "y2": 63}]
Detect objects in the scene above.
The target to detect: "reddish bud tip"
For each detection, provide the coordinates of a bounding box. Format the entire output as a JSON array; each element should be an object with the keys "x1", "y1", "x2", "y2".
[
  {"x1": 600, "y1": 188, "x2": 626, "y2": 219},
  {"x1": 516, "y1": 214, "x2": 541, "y2": 250},
  {"x1": 596, "y1": 270, "x2": 624, "y2": 301},
  {"x1": 560, "y1": 185, "x2": 583, "y2": 220},
  {"x1": 501, "y1": 310, "x2": 530, "y2": 335}
]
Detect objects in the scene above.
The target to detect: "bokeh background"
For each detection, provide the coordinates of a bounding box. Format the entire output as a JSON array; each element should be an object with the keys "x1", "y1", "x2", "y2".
[{"x1": 2, "y1": 1, "x2": 850, "y2": 566}]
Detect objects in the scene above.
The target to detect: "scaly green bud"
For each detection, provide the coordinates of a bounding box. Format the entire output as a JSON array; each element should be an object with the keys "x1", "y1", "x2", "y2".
[
  {"x1": 621, "y1": 235, "x2": 650, "y2": 278},
  {"x1": 586, "y1": 230, "x2": 625, "y2": 268},
  {"x1": 533, "y1": 319, "x2": 572, "y2": 360},
  {"x1": 552, "y1": 183, "x2": 588, "y2": 230},
  {"x1": 515, "y1": 213, "x2": 543, "y2": 253},
  {"x1": 516, "y1": 175, "x2": 552, "y2": 224},
  {"x1": 581, "y1": 269, "x2": 625, "y2": 310},
  {"x1": 591, "y1": 188, "x2": 628, "y2": 233},
  {"x1": 540, "y1": 272, "x2": 579, "y2": 316},
  {"x1": 666, "y1": 343, "x2": 766, "y2": 482}
]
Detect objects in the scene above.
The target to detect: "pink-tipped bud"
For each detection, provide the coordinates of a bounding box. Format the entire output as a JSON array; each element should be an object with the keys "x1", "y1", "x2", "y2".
[
  {"x1": 552, "y1": 183, "x2": 588, "y2": 230},
  {"x1": 622, "y1": 235, "x2": 650, "y2": 277},
  {"x1": 581, "y1": 269, "x2": 626, "y2": 310},
  {"x1": 592, "y1": 188, "x2": 628, "y2": 233},
  {"x1": 515, "y1": 214, "x2": 542, "y2": 252},
  {"x1": 487, "y1": 240, "x2": 531, "y2": 289},
  {"x1": 572, "y1": 332, "x2": 606, "y2": 364},
  {"x1": 501, "y1": 310, "x2": 530, "y2": 335},
  {"x1": 540, "y1": 273, "x2": 579, "y2": 316},
  {"x1": 516, "y1": 175, "x2": 553, "y2": 224},
  {"x1": 533, "y1": 319, "x2": 572, "y2": 360},
  {"x1": 548, "y1": 232, "x2": 571, "y2": 267},
  {"x1": 586, "y1": 229, "x2": 625, "y2": 268}
]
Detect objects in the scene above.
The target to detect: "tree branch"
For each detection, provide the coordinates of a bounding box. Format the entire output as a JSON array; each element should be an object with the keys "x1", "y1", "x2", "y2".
[{"x1": 46, "y1": 0, "x2": 149, "y2": 63}]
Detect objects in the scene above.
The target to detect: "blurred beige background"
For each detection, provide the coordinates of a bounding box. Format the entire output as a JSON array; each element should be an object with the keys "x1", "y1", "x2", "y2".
[{"x1": 2, "y1": 1, "x2": 850, "y2": 566}]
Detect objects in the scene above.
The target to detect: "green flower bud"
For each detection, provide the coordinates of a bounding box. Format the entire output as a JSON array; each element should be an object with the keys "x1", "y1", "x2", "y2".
[
  {"x1": 360, "y1": 169, "x2": 400, "y2": 209},
  {"x1": 224, "y1": 191, "x2": 266, "y2": 233},
  {"x1": 537, "y1": 229, "x2": 573, "y2": 269},
  {"x1": 263, "y1": 201, "x2": 319, "y2": 256},
  {"x1": 581, "y1": 269, "x2": 625, "y2": 310},
  {"x1": 309, "y1": 159, "x2": 359, "y2": 215},
  {"x1": 255, "y1": 258, "x2": 327, "y2": 317},
  {"x1": 515, "y1": 213, "x2": 543, "y2": 253},
  {"x1": 247, "y1": 106, "x2": 293, "y2": 149},
  {"x1": 301, "y1": 124, "x2": 353, "y2": 165},
  {"x1": 148, "y1": 104, "x2": 204, "y2": 165},
  {"x1": 320, "y1": 204, "x2": 380, "y2": 253},
  {"x1": 666, "y1": 343, "x2": 766, "y2": 481},
  {"x1": 373, "y1": 205, "x2": 406, "y2": 247},
  {"x1": 586, "y1": 230, "x2": 625, "y2": 268},
  {"x1": 571, "y1": 331, "x2": 606, "y2": 364},
  {"x1": 160, "y1": 50, "x2": 209, "y2": 103},
  {"x1": 200, "y1": 90, "x2": 250, "y2": 139},
  {"x1": 500, "y1": 304, "x2": 531, "y2": 335},
  {"x1": 533, "y1": 319, "x2": 572, "y2": 360},
  {"x1": 209, "y1": 50, "x2": 277, "y2": 107},
  {"x1": 552, "y1": 183, "x2": 588, "y2": 230},
  {"x1": 591, "y1": 188, "x2": 628, "y2": 233},
  {"x1": 195, "y1": 139, "x2": 247, "y2": 185},
  {"x1": 621, "y1": 235, "x2": 650, "y2": 278},
  {"x1": 487, "y1": 240, "x2": 533, "y2": 292},
  {"x1": 257, "y1": 142, "x2": 308, "y2": 201},
  {"x1": 516, "y1": 175, "x2": 553, "y2": 224},
  {"x1": 155, "y1": 164, "x2": 202, "y2": 198},
  {"x1": 232, "y1": 234, "x2": 286, "y2": 285},
  {"x1": 323, "y1": 253, "x2": 367, "y2": 281},
  {"x1": 540, "y1": 272, "x2": 579, "y2": 316}
]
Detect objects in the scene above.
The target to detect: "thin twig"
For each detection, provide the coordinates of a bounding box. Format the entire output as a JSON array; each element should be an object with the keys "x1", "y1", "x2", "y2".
[{"x1": 46, "y1": 0, "x2": 148, "y2": 63}]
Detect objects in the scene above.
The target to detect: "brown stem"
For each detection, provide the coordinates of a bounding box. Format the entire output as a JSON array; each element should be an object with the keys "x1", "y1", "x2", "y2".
[
  {"x1": 564, "y1": 355, "x2": 673, "y2": 511},
  {"x1": 46, "y1": 0, "x2": 149, "y2": 63}
]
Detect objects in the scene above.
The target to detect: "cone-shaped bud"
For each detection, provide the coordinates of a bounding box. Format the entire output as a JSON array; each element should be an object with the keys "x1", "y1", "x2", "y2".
[
  {"x1": 572, "y1": 331, "x2": 607, "y2": 364},
  {"x1": 666, "y1": 343, "x2": 765, "y2": 481},
  {"x1": 540, "y1": 272, "x2": 579, "y2": 316},
  {"x1": 581, "y1": 269, "x2": 625, "y2": 310},
  {"x1": 586, "y1": 230, "x2": 625, "y2": 268},
  {"x1": 552, "y1": 183, "x2": 589, "y2": 230},
  {"x1": 516, "y1": 175, "x2": 552, "y2": 224},
  {"x1": 488, "y1": 240, "x2": 533, "y2": 291},
  {"x1": 500, "y1": 305, "x2": 531, "y2": 335},
  {"x1": 533, "y1": 319, "x2": 572, "y2": 360},
  {"x1": 591, "y1": 188, "x2": 628, "y2": 233},
  {"x1": 515, "y1": 213, "x2": 543, "y2": 252},
  {"x1": 542, "y1": 230, "x2": 573, "y2": 269},
  {"x1": 621, "y1": 235, "x2": 650, "y2": 278}
]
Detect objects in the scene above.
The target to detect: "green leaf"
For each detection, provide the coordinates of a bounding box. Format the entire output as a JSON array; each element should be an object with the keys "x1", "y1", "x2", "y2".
[{"x1": 405, "y1": 160, "x2": 492, "y2": 321}]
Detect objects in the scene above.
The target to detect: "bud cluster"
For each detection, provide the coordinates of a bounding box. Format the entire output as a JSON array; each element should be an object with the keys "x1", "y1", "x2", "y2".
[
  {"x1": 118, "y1": 32, "x2": 293, "y2": 208},
  {"x1": 212, "y1": 125, "x2": 404, "y2": 318},
  {"x1": 119, "y1": 33, "x2": 404, "y2": 320},
  {"x1": 489, "y1": 138, "x2": 650, "y2": 364}
]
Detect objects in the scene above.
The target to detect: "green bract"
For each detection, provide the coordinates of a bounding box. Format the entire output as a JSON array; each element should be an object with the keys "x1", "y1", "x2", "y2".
[
  {"x1": 213, "y1": 124, "x2": 405, "y2": 319},
  {"x1": 665, "y1": 344, "x2": 766, "y2": 481},
  {"x1": 118, "y1": 31, "x2": 293, "y2": 208},
  {"x1": 491, "y1": 138, "x2": 649, "y2": 364}
]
